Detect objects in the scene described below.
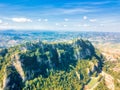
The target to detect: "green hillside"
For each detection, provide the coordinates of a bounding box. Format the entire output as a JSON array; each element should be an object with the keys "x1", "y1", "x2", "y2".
[{"x1": 0, "y1": 39, "x2": 103, "y2": 90}]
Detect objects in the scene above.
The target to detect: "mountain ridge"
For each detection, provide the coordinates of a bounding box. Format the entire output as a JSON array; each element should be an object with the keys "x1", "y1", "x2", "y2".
[{"x1": 0, "y1": 38, "x2": 103, "y2": 90}]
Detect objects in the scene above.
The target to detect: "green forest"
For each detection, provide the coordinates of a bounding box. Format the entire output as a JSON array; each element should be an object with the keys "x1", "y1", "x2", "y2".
[{"x1": 0, "y1": 39, "x2": 103, "y2": 90}]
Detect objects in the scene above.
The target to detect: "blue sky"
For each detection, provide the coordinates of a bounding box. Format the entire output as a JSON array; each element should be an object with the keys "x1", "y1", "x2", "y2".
[{"x1": 0, "y1": 0, "x2": 120, "y2": 32}]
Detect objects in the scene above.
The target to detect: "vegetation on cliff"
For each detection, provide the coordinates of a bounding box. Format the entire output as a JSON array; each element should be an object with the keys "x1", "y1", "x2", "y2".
[{"x1": 0, "y1": 39, "x2": 103, "y2": 90}]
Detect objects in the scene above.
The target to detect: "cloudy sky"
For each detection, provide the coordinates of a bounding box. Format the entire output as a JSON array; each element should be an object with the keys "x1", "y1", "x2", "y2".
[{"x1": 0, "y1": 0, "x2": 120, "y2": 32}]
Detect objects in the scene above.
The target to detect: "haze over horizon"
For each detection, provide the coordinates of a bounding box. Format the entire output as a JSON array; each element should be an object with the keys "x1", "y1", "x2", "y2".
[{"x1": 0, "y1": 0, "x2": 120, "y2": 32}]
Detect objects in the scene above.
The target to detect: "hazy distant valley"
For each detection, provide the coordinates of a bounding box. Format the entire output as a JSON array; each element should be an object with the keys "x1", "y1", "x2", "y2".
[{"x1": 0, "y1": 30, "x2": 120, "y2": 49}]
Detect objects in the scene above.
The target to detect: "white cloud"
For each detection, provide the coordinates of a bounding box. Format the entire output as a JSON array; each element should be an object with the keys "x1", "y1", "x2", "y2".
[
  {"x1": 12, "y1": 18, "x2": 32, "y2": 23},
  {"x1": 90, "y1": 1, "x2": 112, "y2": 5},
  {"x1": 89, "y1": 19, "x2": 97, "y2": 22},
  {"x1": 55, "y1": 23, "x2": 59, "y2": 26},
  {"x1": 44, "y1": 19, "x2": 48, "y2": 22},
  {"x1": 64, "y1": 18, "x2": 69, "y2": 22},
  {"x1": 83, "y1": 16, "x2": 87, "y2": 20},
  {"x1": 0, "y1": 20, "x2": 2, "y2": 24},
  {"x1": 63, "y1": 24, "x2": 67, "y2": 27},
  {"x1": 0, "y1": 20, "x2": 8, "y2": 26},
  {"x1": 61, "y1": 8, "x2": 94, "y2": 15},
  {"x1": 38, "y1": 19, "x2": 41, "y2": 22},
  {"x1": 2, "y1": 23, "x2": 9, "y2": 25},
  {"x1": 0, "y1": 25, "x2": 17, "y2": 30},
  {"x1": 65, "y1": 1, "x2": 112, "y2": 6}
]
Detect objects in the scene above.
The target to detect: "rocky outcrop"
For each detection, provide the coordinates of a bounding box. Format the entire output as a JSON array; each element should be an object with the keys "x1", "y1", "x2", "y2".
[
  {"x1": 12, "y1": 54, "x2": 25, "y2": 81},
  {"x1": 3, "y1": 65, "x2": 23, "y2": 90}
]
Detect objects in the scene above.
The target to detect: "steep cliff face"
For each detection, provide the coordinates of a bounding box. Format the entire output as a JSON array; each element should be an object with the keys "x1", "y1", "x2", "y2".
[
  {"x1": 0, "y1": 39, "x2": 103, "y2": 90},
  {"x1": 3, "y1": 65, "x2": 23, "y2": 90}
]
